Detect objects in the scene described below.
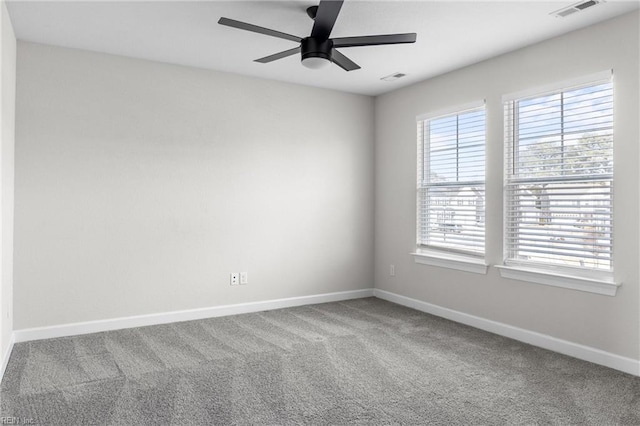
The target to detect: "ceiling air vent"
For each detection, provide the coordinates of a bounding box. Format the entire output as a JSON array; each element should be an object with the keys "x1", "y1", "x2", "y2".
[
  {"x1": 552, "y1": 0, "x2": 604, "y2": 18},
  {"x1": 381, "y1": 72, "x2": 406, "y2": 82}
]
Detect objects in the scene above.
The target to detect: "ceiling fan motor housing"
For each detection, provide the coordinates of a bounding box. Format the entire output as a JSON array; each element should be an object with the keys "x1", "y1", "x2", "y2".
[{"x1": 301, "y1": 37, "x2": 333, "y2": 62}]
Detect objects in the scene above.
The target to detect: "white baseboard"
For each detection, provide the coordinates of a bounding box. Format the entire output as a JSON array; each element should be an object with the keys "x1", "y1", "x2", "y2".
[
  {"x1": 374, "y1": 289, "x2": 640, "y2": 377},
  {"x1": 0, "y1": 332, "x2": 15, "y2": 383},
  {"x1": 14, "y1": 288, "x2": 375, "y2": 343},
  {"x1": 11, "y1": 287, "x2": 638, "y2": 377}
]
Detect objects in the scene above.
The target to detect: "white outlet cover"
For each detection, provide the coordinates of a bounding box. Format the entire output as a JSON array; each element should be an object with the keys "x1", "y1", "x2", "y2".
[
  {"x1": 230, "y1": 273, "x2": 239, "y2": 286},
  {"x1": 240, "y1": 272, "x2": 248, "y2": 285}
]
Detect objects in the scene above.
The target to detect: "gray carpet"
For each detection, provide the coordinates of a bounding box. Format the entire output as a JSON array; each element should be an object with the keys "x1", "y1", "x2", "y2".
[{"x1": 1, "y1": 297, "x2": 638, "y2": 425}]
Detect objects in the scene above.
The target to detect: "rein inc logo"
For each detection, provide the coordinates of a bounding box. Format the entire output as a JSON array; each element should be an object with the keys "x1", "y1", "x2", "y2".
[{"x1": 0, "y1": 418, "x2": 34, "y2": 425}]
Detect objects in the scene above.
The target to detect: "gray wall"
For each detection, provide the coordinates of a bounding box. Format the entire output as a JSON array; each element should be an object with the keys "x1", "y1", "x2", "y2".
[
  {"x1": 14, "y1": 42, "x2": 374, "y2": 329},
  {"x1": 374, "y1": 11, "x2": 639, "y2": 359},
  {"x1": 1, "y1": 0, "x2": 16, "y2": 360}
]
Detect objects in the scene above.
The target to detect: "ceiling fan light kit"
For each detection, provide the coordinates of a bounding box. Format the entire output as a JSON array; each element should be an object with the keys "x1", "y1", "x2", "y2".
[
  {"x1": 301, "y1": 37, "x2": 333, "y2": 69},
  {"x1": 218, "y1": 0, "x2": 417, "y2": 72}
]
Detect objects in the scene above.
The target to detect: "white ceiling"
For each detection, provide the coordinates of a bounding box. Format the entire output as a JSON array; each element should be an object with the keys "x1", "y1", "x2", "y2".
[{"x1": 6, "y1": 1, "x2": 639, "y2": 96}]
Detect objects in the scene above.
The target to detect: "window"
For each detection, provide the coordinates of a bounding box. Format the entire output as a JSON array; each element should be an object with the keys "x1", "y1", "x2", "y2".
[
  {"x1": 504, "y1": 72, "x2": 613, "y2": 274},
  {"x1": 417, "y1": 102, "x2": 486, "y2": 256}
]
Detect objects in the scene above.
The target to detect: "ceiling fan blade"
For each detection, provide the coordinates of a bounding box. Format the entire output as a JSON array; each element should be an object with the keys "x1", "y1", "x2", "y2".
[
  {"x1": 332, "y1": 33, "x2": 417, "y2": 48},
  {"x1": 255, "y1": 47, "x2": 301, "y2": 63},
  {"x1": 331, "y1": 49, "x2": 360, "y2": 72},
  {"x1": 311, "y1": 0, "x2": 344, "y2": 40},
  {"x1": 218, "y1": 17, "x2": 302, "y2": 43}
]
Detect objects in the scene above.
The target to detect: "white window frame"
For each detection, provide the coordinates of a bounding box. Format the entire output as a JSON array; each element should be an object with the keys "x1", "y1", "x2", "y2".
[
  {"x1": 499, "y1": 71, "x2": 620, "y2": 296},
  {"x1": 413, "y1": 101, "x2": 488, "y2": 274}
]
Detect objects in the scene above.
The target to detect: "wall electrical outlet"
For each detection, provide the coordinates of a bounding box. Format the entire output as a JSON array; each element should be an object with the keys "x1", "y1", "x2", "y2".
[
  {"x1": 240, "y1": 272, "x2": 248, "y2": 285},
  {"x1": 390, "y1": 264, "x2": 395, "y2": 277},
  {"x1": 230, "y1": 273, "x2": 239, "y2": 286}
]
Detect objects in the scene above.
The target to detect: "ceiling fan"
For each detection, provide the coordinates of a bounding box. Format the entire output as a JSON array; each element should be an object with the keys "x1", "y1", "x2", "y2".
[{"x1": 218, "y1": 0, "x2": 417, "y2": 71}]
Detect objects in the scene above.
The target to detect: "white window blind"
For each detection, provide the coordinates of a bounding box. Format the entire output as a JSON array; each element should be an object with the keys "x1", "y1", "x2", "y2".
[
  {"x1": 504, "y1": 74, "x2": 613, "y2": 272},
  {"x1": 417, "y1": 103, "x2": 486, "y2": 255}
]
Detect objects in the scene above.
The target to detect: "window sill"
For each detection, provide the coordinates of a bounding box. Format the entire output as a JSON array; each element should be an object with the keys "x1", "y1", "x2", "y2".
[
  {"x1": 495, "y1": 265, "x2": 620, "y2": 296},
  {"x1": 411, "y1": 251, "x2": 488, "y2": 274}
]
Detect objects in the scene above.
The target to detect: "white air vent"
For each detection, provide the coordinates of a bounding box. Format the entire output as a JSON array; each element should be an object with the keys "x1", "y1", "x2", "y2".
[
  {"x1": 381, "y1": 72, "x2": 407, "y2": 82},
  {"x1": 552, "y1": 0, "x2": 604, "y2": 18}
]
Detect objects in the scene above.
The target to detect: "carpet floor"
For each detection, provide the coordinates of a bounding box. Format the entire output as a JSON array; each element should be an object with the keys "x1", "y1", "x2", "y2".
[{"x1": 1, "y1": 297, "x2": 639, "y2": 425}]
